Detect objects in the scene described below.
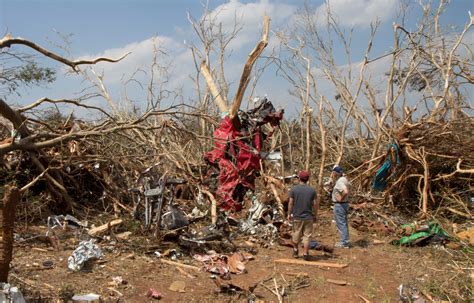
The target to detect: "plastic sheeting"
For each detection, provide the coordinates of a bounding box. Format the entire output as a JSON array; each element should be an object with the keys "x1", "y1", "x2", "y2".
[
  {"x1": 372, "y1": 143, "x2": 400, "y2": 191},
  {"x1": 392, "y1": 222, "x2": 449, "y2": 246}
]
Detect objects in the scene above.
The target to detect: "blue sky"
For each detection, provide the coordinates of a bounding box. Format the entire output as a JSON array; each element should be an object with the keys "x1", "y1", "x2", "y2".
[{"x1": 1, "y1": 0, "x2": 473, "y2": 118}]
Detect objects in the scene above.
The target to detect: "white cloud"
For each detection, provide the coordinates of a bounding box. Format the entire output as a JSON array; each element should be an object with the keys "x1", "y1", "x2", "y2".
[
  {"x1": 76, "y1": 35, "x2": 184, "y2": 84},
  {"x1": 315, "y1": 0, "x2": 399, "y2": 27},
  {"x1": 207, "y1": 0, "x2": 296, "y2": 50}
]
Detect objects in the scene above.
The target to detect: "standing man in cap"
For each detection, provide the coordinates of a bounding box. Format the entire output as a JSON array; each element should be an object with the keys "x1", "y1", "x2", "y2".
[
  {"x1": 287, "y1": 171, "x2": 318, "y2": 260},
  {"x1": 331, "y1": 165, "x2": 351, "y2": 248}
]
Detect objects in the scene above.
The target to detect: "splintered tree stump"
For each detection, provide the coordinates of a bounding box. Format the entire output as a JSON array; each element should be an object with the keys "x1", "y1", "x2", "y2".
[{"x1": 0, "y1": 185, "x2": 19, "y2": 282}]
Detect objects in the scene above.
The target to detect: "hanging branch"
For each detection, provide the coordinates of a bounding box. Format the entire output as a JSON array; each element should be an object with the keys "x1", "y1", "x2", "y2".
[{"x1": 0, "y1": 34, "x2": 130, "y2": 72}]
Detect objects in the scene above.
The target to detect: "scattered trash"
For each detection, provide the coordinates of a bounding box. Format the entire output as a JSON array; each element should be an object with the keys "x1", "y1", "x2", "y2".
[
  {"x1": 47, "y1": 214, "x2": 87, "y2": 234},
  {"x1": 179, "y1": 215, "x2": 233, "y2": 252},
  {"x1": 193, "y1": 251, "x2": 254, "y2": 279},
  {"x1": 227, "y1": 252, "x2": 254, "y2": 274},
  {"x1": 213, "y1": 279, "x2": 246, "y2": 294},
  {"x1": 146, "y1": 288, "x2": 162, "y2": 299},
  {"x1": 398, "y1": 284, "x2": 427, "y2": 303},
  {"x1": 0, "y1": 283, "x2": 26, "y2": 303},
  {"x1": 261, "y1": 151, "x2": 282, "y2": 161},
  {"x1": 187, "y1": 207, "x2": 208, "y2": 221},
  {"x1": 46, "y1": 214, "x2": 88, "y2": 249},
  {"x1": 111, "y1": 276, "x2": 128, "y2": 286},
  {"x1": 42, "y1": 260, "x2": 54, "y2": 269},
  {"x1": 194, "y1": 253, "x2": 230, "y2": 279},
  {"x1": 163, "y1": 249, "x2": 182, "y2": 261},
  {"x1": 71, "y1": 293, "x2": 100, "y2": 302},
  {"x1": 392, "y1": 222, "x2": 450, "y2": 246},
  {"x1": 169, "y1": 280, "x2": 186, "y2": 293},
  {"x1": 239, "y1": 196, "x2": 279, "y2": 243},
  {"x1": 239, "y1": 196, "x2": 269, "y2": 233},
  {"x1": 68, "y1": 239, "x2": 103, "y2": 271},
  {"x1": 161, "y1": 205, "x2": 189, "y2": 230}
]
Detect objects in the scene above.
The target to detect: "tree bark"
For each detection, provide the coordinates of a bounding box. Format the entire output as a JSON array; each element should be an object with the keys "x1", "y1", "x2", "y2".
[{"x1": 0, "y1": 185, "x2": 19, "y2": 282}]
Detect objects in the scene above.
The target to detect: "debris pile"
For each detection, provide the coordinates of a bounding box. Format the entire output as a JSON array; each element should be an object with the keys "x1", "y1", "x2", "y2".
[
  {"x1": 367, "y1": 118, "x2": 474, "y2": 218},
  {"x1": 204, "y1": 97, "x2": 283, "y2": 211}
]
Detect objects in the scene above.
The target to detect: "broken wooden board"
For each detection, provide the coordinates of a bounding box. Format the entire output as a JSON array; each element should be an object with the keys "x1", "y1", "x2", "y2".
[
  {"x1": 274, "y1": 259, "x2": 348, "y2": 268},
  {"x1": 160, "y1": 259, "x2": 201, "y2": 271},
  {"x1": 327, "y1": 279, "x2": 347, "y2": 286},
  {"x1": 88, "y1": 219, "x2": 122, "y2": 237}
]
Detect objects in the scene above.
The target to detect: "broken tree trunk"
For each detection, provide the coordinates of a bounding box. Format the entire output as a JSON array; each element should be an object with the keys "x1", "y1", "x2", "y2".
[
  {"x1": 228, "y1": 16, "x2": 270, "y2": 122},
  {"x1": 0, "y1": 185, "x2": 19, "y2": 282},
  {"x1": 200, "y1": 62, "x2": 228, "y2": 114}
]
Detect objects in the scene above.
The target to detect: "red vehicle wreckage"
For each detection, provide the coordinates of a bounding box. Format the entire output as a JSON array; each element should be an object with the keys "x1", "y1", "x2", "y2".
[{"x1": 204, "y1": 98, "x2": 284, "y2": 211}]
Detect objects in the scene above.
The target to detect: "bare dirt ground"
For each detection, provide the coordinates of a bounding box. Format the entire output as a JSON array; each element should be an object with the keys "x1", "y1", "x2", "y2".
[{"x1": 9, "y1": 209, "x2": 472, "y2": 302}]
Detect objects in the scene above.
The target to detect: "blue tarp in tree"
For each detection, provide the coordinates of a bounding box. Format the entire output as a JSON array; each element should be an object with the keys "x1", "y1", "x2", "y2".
[{"x1": 372, "y1": 143, "x2": 400, "y2": 191}]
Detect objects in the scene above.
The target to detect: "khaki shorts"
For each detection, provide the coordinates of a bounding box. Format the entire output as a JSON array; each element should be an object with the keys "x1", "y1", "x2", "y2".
[{"x1": 292, "y1": 219, "x2": 314, "y2": 245}]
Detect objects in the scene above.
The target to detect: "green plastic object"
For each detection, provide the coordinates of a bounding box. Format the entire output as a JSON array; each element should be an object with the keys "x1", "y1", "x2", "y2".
[{"x1": 393, "y1": 222, "x2": 449, "y2": 246}]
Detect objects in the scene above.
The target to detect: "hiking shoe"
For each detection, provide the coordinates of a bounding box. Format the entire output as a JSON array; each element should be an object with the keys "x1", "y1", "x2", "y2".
[
  {"x1": 292, "y1": 248, "x2": 299, "y2": 258},
  {"x1": 303, "y1": 254, "x2": 311, "y2": 261},
  {"x1": 334, "y1": 242, "x2": 351, "y2": 249}
]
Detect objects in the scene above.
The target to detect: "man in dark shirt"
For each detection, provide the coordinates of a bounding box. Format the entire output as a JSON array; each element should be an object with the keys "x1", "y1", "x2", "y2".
[{"x1": 287, "y1": 171, "x2": 318, "y2": 260}]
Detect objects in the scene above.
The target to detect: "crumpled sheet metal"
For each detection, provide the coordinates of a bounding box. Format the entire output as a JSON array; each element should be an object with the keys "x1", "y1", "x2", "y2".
[
  {"x1": 0, "y1": 283, "x2": 26, "y2": 303},
  {"x1": 67, "y1": 239, "x2": 103, "y2": 271},
  {"x1": 239, "y1": 198, "x2": 279, "y2": 242},
  {"x1": 204, "y1": 99, "x2": 283, "y2": 211},
  {"x1": 46, "y1": 214, "x2": 87, "y2": 236},
  {"x1": 240, "y1": 197, "x2": 269, "y2": 233}
]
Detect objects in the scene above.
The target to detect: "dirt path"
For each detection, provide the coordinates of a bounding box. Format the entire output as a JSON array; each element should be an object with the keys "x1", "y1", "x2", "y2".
[{"x1": 9, "y1": 211, "x2": 470, "y2": 302}]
